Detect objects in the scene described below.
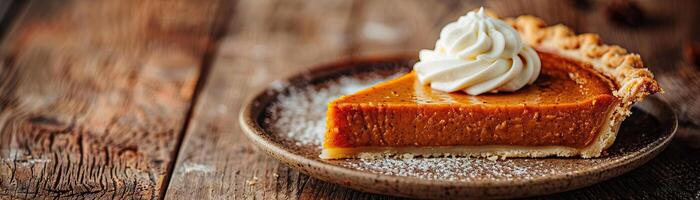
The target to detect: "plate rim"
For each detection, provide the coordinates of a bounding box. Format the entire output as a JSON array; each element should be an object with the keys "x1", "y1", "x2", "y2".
[{"x1": 238, "y1": 55, "x2": 678, "y2": 198}]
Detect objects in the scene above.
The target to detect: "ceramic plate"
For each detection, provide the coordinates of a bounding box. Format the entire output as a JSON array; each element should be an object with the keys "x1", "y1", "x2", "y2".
[{"x1": 239, "y1": 55, "x2": 677, "y2": 199}]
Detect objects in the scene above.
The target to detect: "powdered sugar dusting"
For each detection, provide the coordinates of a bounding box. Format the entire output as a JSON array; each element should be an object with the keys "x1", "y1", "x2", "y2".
[
  {"x1": 341, "y1": 157, "x2": 595, "y2": 181},
  {"x1": 265, "y1": 72, "x2": 404, "y2": 146}
]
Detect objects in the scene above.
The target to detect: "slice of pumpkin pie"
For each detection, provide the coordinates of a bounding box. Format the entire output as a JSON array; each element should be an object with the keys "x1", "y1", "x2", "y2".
[{"x1": 321, "y1": 8, "x2": 661, "y2": 159}]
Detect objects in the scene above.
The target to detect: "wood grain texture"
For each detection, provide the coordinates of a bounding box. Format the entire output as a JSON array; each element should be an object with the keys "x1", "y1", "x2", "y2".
[
  {"x1": 0, "y1": 0, "x2": 225, "y2": 199},
  {"x1": 166, "y1": 0, "x2": 700, "y2": 199}
]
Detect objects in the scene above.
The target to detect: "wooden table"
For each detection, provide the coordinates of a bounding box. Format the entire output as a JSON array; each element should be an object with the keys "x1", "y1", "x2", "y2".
[{"x1": 1, "y1": 0, "x2": 698, "y2": 199}]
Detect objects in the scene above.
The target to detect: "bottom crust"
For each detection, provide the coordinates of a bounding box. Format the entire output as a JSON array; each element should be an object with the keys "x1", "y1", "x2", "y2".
[
  {"x1": 321, "y1": 145, "x2": 582, "y2": 160},
  {"x1": 320, "y1": 103, "x2": 620, "y2": 159}
]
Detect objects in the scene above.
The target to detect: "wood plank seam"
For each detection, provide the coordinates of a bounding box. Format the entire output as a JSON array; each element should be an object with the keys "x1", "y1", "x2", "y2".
[{"x1": 158, "y1": 0, "x2": 238, "y2": 199}]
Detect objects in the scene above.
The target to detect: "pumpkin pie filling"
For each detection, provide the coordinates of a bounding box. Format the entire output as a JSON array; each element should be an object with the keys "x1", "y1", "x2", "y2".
[{"x1": 323, "y1": 52, "x2": 619, "y2": 158}]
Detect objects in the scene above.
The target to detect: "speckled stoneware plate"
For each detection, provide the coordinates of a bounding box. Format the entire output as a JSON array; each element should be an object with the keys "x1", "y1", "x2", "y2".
[{"x1": 239, "y1": 55, "x2": 677, "y2": 199}]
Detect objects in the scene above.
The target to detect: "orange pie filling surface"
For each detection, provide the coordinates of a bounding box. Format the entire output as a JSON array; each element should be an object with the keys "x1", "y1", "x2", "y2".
[{"x1": 324, "y1": 52, "x2": 620, "y2": 153}]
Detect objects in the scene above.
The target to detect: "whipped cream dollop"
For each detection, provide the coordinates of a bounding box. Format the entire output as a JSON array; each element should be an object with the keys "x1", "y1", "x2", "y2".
[{"x1": 414, "y1": 8, "x2": 541, "y2": 95}]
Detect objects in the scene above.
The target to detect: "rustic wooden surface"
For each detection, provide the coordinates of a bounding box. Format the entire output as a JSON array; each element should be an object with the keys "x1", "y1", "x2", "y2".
[
  {"x1": 0, "y1": 0, "x2": 227, "y2": 199},
  {"x1": 1, "y1": 0, "x2": 699, "y2": 199}
]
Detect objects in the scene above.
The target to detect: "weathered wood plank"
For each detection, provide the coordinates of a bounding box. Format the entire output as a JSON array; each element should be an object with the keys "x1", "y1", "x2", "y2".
[
  {"x1": 0, "y1": 0, "x2": 226, "y2": 199},
  {"x1": 168, "y1": 0, "x2": 700, "y2": 199}
]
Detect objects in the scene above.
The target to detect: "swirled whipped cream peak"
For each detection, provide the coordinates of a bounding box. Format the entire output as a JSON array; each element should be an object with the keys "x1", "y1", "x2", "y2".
[{"x1": 413, "y1": 7, "x2": 541, "y2": 95}]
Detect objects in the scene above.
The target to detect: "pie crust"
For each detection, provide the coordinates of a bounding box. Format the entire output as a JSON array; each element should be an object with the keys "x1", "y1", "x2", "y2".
[{"x1": 507, "y1": 16, "x2": 662, "y2": 157}]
